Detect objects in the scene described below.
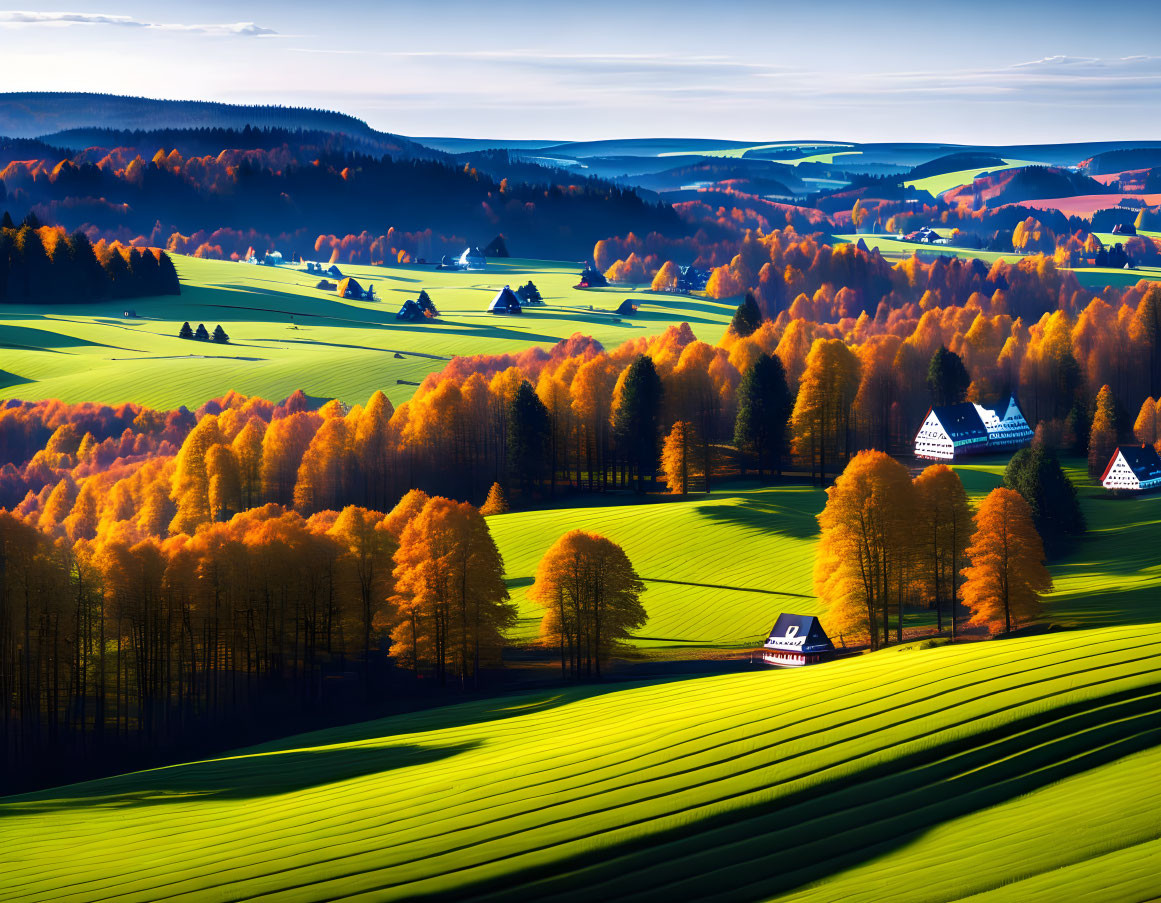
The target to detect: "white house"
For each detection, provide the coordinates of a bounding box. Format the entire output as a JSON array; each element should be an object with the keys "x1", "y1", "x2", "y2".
[
  {"x1": 761, "y1": 614, "x2": 835, "y2": 667},
  {"x1": 1100, "y1": 445, "x2": 1161, "y2": 492},
  {"x1": 458, "y1": 246, "x2": 486, "y2": 271},
  {"x1": 914, "y1": 395, "x2": 1032, "y2": 460}
]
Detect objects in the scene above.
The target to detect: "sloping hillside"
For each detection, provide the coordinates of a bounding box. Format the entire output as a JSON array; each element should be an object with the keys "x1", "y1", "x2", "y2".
[{"x1": 1, "y1": 623, "x2": 1157, "y2": 902}]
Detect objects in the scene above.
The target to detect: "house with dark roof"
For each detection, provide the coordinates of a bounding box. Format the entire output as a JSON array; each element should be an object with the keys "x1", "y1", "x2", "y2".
[
  {"x1": 761, "y1": 614, "x2": 835, "y2": 667},
  {"x1": 1100, "y1": 445, "x2": 1161, "y2": 492},
  {"x1": 914, "y1": 395, "x2": 1032, "y2": 460},
  {"x1": 488, "y1": 285, "x2": 523, "y2": 314},
  {"x1": 458, "y1": 246, "x2": 486, "y2": 271}
]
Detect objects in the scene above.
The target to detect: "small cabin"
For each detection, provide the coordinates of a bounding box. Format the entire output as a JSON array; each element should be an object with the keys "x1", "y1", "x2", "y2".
[
  {"x1": 488, "y1": 285, "x2": 523, "y2": 315},
  {"x1": 459, "y1": 246, "x2": 486, "y2": 271},
  {"x1": 122, "y1": 309, "x2": 137, "y2": 318},
  {"x1": 1100, "y1": 445, "x2": 1161, "y2": 492},
  {"x1": 762, "y1": 614, "x2": 835, "y2": 667},
  {"x1": 263, "y1": 250, "x2": 284, "y2": 266}
]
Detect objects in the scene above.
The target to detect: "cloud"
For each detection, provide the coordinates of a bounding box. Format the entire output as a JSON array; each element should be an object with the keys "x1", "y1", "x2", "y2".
[{"x1": 0, "y1": 11, "x2": 277, "y2": 36}]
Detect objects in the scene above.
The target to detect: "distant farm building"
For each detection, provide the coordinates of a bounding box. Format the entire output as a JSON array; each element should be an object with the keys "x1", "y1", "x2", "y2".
[
  {"x1": 1111, "y1": 222, "x2": 1137, "y2": 236},
  {"x1": 263, "y1": 250, "x2": 284, "y2": 266},
  {"x1": 337, "y1": 277, "x2": 376, "y2": 301},
  {"x1": 1100, "y1": 445, "x2": 1161, "y2": 492},
  {"x1": 458, "y1": 246, "x2": 487, "y2": 271},
  {"x1": 914, "y1": 395, "x2": 1033, "y2": 460},
  {"x1": 488, "y1": 285, "x2": 523, "y2": 314},
  {"x1": 906, "y1": 227, "x2": 941, "y2": 244},
  {"x1": 677, "y1": 265, "x2": 708, "y2": 293},
  {"x1": 761, "y1": 614, "x2": 835, "y2": 667}
]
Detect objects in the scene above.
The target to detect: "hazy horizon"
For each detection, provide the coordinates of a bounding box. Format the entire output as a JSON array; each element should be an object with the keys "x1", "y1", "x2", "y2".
[{"x1": 1, "y1": 0, "x2": 1159, "y2": 143}]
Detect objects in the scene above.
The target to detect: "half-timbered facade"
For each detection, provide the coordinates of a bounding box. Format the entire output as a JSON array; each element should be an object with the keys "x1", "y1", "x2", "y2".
[{"x1": 1100, "y1": 445, "x2": 1161, "y2": 492}]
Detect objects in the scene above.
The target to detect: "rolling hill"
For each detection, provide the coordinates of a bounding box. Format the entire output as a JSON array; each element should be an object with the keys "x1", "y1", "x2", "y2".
[
  {"x1": 1, "y1": 622, "x2": 1156, "y2": 902},
  {"x1": 0, "y1": 255, "x2": 735, "y2": 410}
]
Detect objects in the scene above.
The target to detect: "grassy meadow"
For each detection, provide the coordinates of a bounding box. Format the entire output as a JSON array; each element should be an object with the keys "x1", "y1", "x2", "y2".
[
  {"x1": 1, "y1": 620, "x2": 1157, "y2": 902},
  {"x1": 0, "y1": 255, "x2": 735, "y2": 410}
]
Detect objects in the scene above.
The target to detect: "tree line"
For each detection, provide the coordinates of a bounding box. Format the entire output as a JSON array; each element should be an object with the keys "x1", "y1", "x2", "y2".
[
  {"x1": 0, "y1": 482, "x2": 645, "y2": 792},
  {"x1": 0, "y1": 216, "x2": 180, "y2": 303},
  {"x1": 816, "y1": 450, "x2": 1064, "y2": 648}
]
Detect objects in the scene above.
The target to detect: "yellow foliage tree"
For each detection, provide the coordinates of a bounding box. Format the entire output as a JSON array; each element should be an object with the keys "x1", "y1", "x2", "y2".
[
  {"x1": 651, "y1": 260, "x2": 680, "y2": 292},
  {"x1": 660, "y1": 420, "x2": 700, "y2": 495},
  {"x1": 528, "y1": 529, "x2": 646, "y2": 678},
  {"x1": 480, "y1": 482, "x2": 509, "y2": 515},
  {"x1": 814, "y1": 450, "x2": 915, "y2": 648},
  {"x1": 912, "y1": 464, "x2": 973, "y2": 638}
]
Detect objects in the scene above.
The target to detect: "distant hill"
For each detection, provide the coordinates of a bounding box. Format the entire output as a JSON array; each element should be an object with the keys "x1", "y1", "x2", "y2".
[
  {"x1": 1082, "y1": 147, "x2": 1161, "y2": 175},
  {"x1": 0, "y1": 93, "x2": 431, "y2": 155},
  {"x1": 904, "y1": 152, "x2": 1007, "y2": 180}
]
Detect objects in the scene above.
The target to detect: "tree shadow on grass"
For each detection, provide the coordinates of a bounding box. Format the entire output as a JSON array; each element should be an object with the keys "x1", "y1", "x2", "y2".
[
  {"x1": 692, "y1": 487, "x2": 823, "y2": 541},
  {"x1": 0, "y1": 741, "x2": 481, "y2": 817},
  {"x1": 406, "y1": 683, "x2": 1161, "y2": 902}
]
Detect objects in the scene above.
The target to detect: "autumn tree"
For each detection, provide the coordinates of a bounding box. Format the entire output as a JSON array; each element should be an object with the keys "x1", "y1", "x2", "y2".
[
  {"x1": 912, "y1": 464, "x2": 972, "y2": 638},
  {"x1": 734, "y1": 353, "x2": 792, "y2": 478},
  {"x1": 613, "y1": 354, "x2": 663, "y2": 492},
  {"x1": 330, "y1": 506, "x2": 396, "y2": 668},
  {"x1": 661, "y1": 420, "x2": 700, "y2": 495},
  {"x1": 927, "y1": 345, "x2": 971, "y2": 407},
  {"x1": 962, "y1": 488, "x2": 1052, "y2": 634},
  {"x1": 1132, "y1": 396, "x2": 1158, "y2": 446},
  {"x1": 814, "y1": 450, "x2": 915, "y2": 648},
  {"x1": 528, "y1": 530, "x2": 646, "y2": 678},
  {"x1": 791, "y1": 339, "x2": 860, "y2": 485},
  {"x1": 169, "y1": 414, "x2": 223, "y2": 534},
  {"x1": 651, "y1": 260, "x2": 679, "y2": 292},
  {"x1": 1088, "y1": 384, "x2": 1119, "y2": 477},
  {"x1": 480, "y1": 482, "x2": 509, "y2": 515},
  {"x1": 391, "y1": 497, "x2": 514, "y2": 686}
]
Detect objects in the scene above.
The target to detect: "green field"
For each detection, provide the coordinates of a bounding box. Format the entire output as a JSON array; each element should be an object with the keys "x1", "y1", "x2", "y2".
[
  {"x1": 2, "y1": 621, "x2": 1157, "y2": 902},
  {"x1": 0, "y1": 256, "x2": 735, "y2": 410},
  {"x1": 488, "y1": 484, "x2": 825, "y2": 647},
  {"x1": 903, "y1": 159, "x2": 1028, "y2": 198},
  {"x1": 488, "y1": 459, "x2": 1158, "y2": 649}
]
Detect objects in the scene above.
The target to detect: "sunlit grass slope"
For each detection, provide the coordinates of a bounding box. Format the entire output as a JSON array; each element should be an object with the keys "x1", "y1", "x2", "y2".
[
  {"x1": 2, "y1": 623, "x2": 1158, "y2": 902},
  {"x1": 487, "y1": 484, "x2": 825, "y2": 647},
  {"x1": 0, "y1": 255, "x2": 734, "y2": 409},
  {"x1": 492, "y1": 459, "x2": 1158, "y2": 648}
]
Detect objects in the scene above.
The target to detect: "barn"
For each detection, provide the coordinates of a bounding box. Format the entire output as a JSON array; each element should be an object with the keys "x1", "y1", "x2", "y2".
[
  {"x1": 1100, "y1": 445, "x2": 1161, "y2": 492},
  {"x1": 914, "y1": 395, "x2": 1032, "y2": 460},
  {"x1": 458, "y1": 246, "x2": 487, "y2": 271},
  {"x1": 761, "y1": 614, "x2": 835, "y2": 667},
  {"x1": 488, "y1": 285, "x2": 523, "y2": 314}
]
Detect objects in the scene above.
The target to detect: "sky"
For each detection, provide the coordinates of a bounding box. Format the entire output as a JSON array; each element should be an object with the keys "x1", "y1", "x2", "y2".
[{"x1": 1, "y1": 0, "x2": 1159, "y2": 143}]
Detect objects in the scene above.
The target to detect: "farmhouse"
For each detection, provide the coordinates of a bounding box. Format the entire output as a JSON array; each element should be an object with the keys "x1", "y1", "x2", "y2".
[
  {"x1": 1100, "y1": 444, "x2": 1161, "y2": 492},
  {"x1": 458, "y1": 246, "x2": 487, "y2": 271},
  {"x1": 488, "y1": 285, "x2": 523, "y2": 314},
  {"x1": 914, "y1": 395, "x2": 1033, "y2": 460},
  {"x1": 761, "y1": 614, "x2": 835, "y2": 667}
]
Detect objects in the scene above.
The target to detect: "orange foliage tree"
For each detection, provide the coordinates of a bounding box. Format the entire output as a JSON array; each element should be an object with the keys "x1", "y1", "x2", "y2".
[{"x1": 961, "y1": 488, "x2": 1051, "y2": 633}]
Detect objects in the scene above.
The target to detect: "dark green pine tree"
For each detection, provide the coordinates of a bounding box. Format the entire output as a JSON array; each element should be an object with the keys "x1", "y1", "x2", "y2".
[
  {"x1": 194, "y1": 323, "x2": 210, "y2": 341},
  {"x1": 212, "y1": 325, "x2": 230, "y2": 344},
  {"x1": 1004, "y1": 445, "x2": 1085, "y2": 557},
  {"x1": 734, "y1": 352, "x2": 793, "y2": 478},
  {"x1": 156, "y1": 251, "x2": 181, "y2": 295},
  {"x1": 0, "y1": 211, "x2": 13, "y2": 229},
  {"x1": 613, "y1": 354, "x2": 663, "y2": 492},
  {"x1": 105, "y1": 250, "x2": 131, "y2": 299},
  {"x1": 179, "y1": 321, "x2": 194, "y2": 339},
  {"x1": 730, "y1": 290, "x2": 763, "y2": 338},
  {"x1": 68, "y1": 232, "x2": 109, "y2": 299},
  {"x1": 506, "y1": 380, "x2": 551, "y2": 494},
  {"x1": 926, "y1": 345, "x2": 971, "y2": 407}
]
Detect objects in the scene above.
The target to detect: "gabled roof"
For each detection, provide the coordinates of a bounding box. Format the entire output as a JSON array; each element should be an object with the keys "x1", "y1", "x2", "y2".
[
  {"x1": 488, "y1": 285, "x2": 522, "y2": 313},
  {"x1": 975, "y1": 394, "x2": 1024, "y2": 423},
  {"x1": 764, "y1": 613, "x2": 834, "y2": 654},
  {"x1": 928, "y1": 403, "x2": 988, "y2": 445},
  {"x1": 1101, "y1": 445, "x2": 1161, "y2": 484}
]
